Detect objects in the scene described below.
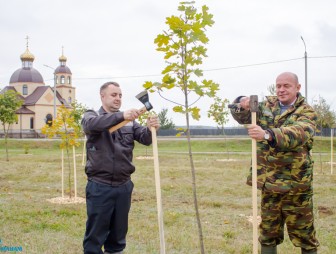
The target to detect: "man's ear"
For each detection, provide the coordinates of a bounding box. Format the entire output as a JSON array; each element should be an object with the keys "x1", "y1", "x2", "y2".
[{"x1": 297, "y1": 84, "x2": 301, "y2": 91}]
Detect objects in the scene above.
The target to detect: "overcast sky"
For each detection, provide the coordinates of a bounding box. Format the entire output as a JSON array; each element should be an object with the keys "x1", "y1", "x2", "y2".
[{"x1": 1, "y1": 0, "x2": 336, "y2": 126}]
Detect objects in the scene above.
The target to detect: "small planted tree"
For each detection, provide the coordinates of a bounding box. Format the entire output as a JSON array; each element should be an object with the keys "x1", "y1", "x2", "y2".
[
  {"x1": 208, "y1": 96, "x2": 229, "y2": 135},
  {"x1": 313, "y1": 96, "x2": 336, "y2": 131},
  {"x1": 208, "y1": 96, "x2": 230, "y2": 158},
  {"x1": 71, "y1": 100, "x2": 88, "y2": 134},
  {"x1": 144, "y1": 2, "x2": 219, "y2": 253},
  {"x1": 0, "y1": 89, "x2": 23, "y2": 161},
  {"x1": 42, "y1": 104, "x2": 82, "y2": 199},
  {"x1": 267, "y1": 84, "x2": 276, "y2": 96},
  {"x1": 70, "y1": 100, "x2": 88, "y2": 165}
]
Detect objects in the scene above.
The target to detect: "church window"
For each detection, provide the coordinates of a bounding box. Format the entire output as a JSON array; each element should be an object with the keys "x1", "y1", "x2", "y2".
[
  {"x1": 68, "y1": 97, "x2": 72, "y2": 104},
  {"x1": 22, "y1": 61, "x2": 32, "y2": 68},
  {"x1": 30, "y1": 117, "x2": 34, "y2": 129},
  {"x1": 61, "y1": 75, "x2": 65, "y2": 84},
  {"x1": 67, "y1": 76, "x2": 71, "y2": 84},
  {"x1": 23, "y1": 85, "x2": 28, "y2": 95}
]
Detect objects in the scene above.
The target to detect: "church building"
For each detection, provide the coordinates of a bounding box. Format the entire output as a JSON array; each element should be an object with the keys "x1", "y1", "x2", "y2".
[{"x1": 0, "y1": 40, "x2": 76, "y2": 138}]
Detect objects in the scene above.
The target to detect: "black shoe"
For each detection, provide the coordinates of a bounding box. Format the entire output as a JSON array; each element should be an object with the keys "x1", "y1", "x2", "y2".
[
  {"x1": 261, "y1": 245, "x2": 277, "y2": 254},
  {"x1": 301, "y1": 248, "x2": 317, "y2": 254}
]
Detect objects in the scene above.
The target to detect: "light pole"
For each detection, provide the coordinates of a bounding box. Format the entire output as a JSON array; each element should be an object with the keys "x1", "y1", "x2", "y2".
[
  {"x1": 301, "y1": 36, "x2": 308, "y2": 102},
  {"x1": 44, "y1": 64, "x2": 57, "y2": 119}
]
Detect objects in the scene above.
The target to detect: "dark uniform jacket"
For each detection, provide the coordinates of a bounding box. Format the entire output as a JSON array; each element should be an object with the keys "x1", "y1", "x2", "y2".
[
  {"x1": 81, "y1": 107, "x2": 152, "y2": 186},
  {"x1": 231, "y1": 93, "x2": 317, "y2": 194}
]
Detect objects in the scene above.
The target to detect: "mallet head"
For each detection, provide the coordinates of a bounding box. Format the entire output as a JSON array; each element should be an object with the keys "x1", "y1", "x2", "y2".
[
  {"x1": 249, "y1": 95, "x2": 258, "y2": 112},
  {"x1": 135, "y1": 90, "x2": 153, "y2": 111}
]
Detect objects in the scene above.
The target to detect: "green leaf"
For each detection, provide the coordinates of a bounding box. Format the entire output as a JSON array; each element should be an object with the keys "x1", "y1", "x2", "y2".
[
  {"x1": 190, "y1": 107, "x2": 201, "y2": 120},
  {"x1": 194, "y1": 69, "x2": 203, "y2": 77},
  {"x1": 154, "y1": 34, "x2": 170, "y2": 47},
  {"x1": 143, "y1": 81, "x2": 154, "y2": 90},
  {"x1": 173, "y1": 106, "x2": 184, "y2": 113},
  {"x1": 201, "y1": 5, "x2": 215, "y2": 27},
  {"x1": 162, "y1": 74, "x2": 176, "y2": 85},
  {"x1": 166, "y1": 16, "x2": 185, "y2": 31},
  {"x1": 164, "y1": 51, "x2": 176, "y2": 60},
  {"x1": 162, "y1": 63, "x2": 176, "y2": 75}
]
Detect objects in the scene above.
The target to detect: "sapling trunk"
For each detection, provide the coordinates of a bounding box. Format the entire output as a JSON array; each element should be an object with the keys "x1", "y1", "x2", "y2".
[{"x1": 186, "y1": 115, "x2": 205, "y2": 254}]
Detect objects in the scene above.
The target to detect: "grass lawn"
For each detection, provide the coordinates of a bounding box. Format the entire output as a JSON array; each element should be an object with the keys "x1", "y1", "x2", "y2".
[{"x1": 0, "y1": 137, "x2": 335, "y2": 253}]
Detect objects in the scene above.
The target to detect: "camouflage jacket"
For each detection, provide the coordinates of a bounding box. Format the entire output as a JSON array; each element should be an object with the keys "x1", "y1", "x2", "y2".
[{"x1": 231, "y1": 93, "x2": 317, "y2": 194}]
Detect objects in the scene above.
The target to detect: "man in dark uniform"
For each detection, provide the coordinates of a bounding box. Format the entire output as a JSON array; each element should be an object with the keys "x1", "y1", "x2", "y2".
[
  {"x1": 230, "y1": 72, "x2": 319, "y2": 254},
  {"x1": 82, "y1": 81, "x2": 159, "y2": 254}
]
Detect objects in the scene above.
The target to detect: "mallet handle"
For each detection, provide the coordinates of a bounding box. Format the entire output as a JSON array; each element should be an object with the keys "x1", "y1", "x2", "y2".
[{"x1": 109, "y1": 106, "x2": 147, "y2": 133}]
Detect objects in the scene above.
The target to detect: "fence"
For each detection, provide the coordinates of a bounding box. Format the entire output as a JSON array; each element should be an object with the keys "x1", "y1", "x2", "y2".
[
  {"x1": 157, "y1": 127, "x2": 336, "y2": 137},
  {"x1": 0, "y1": 128, "x2": 335, "y2": 138}
]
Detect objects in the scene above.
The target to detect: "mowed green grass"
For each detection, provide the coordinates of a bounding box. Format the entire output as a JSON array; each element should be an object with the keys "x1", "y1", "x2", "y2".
[{"x1": 0, "y1": 137, "x2": 335, "y2": 254}]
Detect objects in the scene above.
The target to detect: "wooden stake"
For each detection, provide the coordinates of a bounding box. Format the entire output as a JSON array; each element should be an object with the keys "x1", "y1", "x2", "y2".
[
  {"x1": 151, "y1": 126, "x2": 166, "y2": 254},
  {"x1": 61, "y1": 149, "x2": 64, "y2": 198},
  {"x1": 331, "y1": 128, "x2": 334, "y2": 175},
  {"x1": 73, "y1": 146, "x2": 77, "y2": 198},
  {"x1": 250, "y1": 95, "x2": 259, "y2": 254},
  {"x1": 251, "y1": 112, "x2": 258, "y2": 254}
]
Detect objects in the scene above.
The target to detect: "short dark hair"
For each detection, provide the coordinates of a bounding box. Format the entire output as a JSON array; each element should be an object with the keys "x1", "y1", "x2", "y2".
[{"x1": 100, "y1": 81, "x2": 120, "y2": 94}]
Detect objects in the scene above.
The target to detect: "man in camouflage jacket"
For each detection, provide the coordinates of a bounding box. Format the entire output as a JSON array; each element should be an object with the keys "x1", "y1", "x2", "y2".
[{"x1": 230, "y1": 72, "x2": 319, "y2": 254}]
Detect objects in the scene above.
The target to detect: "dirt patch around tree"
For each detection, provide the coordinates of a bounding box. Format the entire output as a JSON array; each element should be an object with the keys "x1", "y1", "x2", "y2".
[
  {"x1": 47, "y1": 196, "x2": 86, "y2": 204},
  {"x1": 216, "y1": 159, "x2": 237, "y2": 162},
  {"x1": 136, "y1": 156, "x2": 154, "y2": 160},
  {"x1": 318, "y1": 205, "x2": 334, "y2": 217},
  {"x1": 239, "y1": 214, "x2": 262, "y2": 225}
]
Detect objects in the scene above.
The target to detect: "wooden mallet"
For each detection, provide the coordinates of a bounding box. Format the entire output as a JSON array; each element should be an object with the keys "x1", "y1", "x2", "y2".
[{"x1": 109, "y1": 90, "x2": 153, "y2": 133}]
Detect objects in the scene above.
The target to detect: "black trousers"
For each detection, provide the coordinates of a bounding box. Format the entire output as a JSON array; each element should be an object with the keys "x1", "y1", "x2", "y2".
[{"x1": 83, "y1": 179, "x2": 134, "y2": 254}]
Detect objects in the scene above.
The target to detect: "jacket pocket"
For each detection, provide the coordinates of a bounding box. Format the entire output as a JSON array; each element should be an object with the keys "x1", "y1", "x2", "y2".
[
  {"x1": 86, "y1": 149, "x2": 105, "y2": 174},
  {"x1": 290, "y1": 154, "x2": 313, "y2": 193},
  {"x1": 118, "y1": 127, "x2": 135, "y2": 147},
  {"x1": 246, "y1": 165, "x2": 266, "y2": 189}
]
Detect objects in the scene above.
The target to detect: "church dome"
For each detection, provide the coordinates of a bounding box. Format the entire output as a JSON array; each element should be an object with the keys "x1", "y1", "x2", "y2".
[
  {"x1": 59, "y1": 54, "x2": 67, "y2": 62},
  {"x1": 10, "y1": 42, "x2": 44, "y2": 84},
  {"x1": 55, "y1": 50, "x2": 72, "y2": 74},
  {"x1": 9, "y1": 67, "x2": 44, "y2": 83},
  {"x1": 55, "y1": 65, "x2": 72, "y2": 74},
  {"x1": 20, "y1": 48, "x2": 35, "y2": 61}
]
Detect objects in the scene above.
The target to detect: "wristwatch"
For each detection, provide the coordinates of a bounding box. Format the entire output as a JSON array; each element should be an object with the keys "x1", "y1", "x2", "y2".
[{"x1": 264, "y1": 130, "x2": 270, "y2": 140}]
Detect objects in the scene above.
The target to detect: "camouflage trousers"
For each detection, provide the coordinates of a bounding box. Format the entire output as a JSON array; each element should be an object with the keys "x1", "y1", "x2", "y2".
[{"x1": 259, "y1": 190, "x2": 320, "y2": 251}]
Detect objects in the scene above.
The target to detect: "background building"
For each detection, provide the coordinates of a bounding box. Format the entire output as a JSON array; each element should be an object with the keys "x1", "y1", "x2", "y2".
[{"x1": 0, "y1": 41, "x2": 75, "y2": 138}]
